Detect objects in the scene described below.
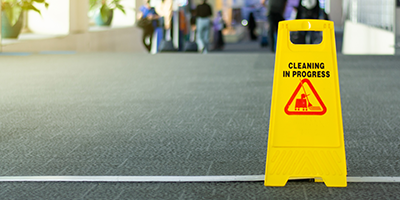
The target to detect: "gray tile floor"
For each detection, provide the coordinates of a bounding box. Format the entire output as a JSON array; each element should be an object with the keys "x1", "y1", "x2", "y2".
[{"x1": 0, "y1": 50, "x2": 399, "y2": 199}]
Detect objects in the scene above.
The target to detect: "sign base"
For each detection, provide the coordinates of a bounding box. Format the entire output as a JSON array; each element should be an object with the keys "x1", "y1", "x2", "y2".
[{"x1": 265, "y1": 148, "x2": 347, "y2": 187}]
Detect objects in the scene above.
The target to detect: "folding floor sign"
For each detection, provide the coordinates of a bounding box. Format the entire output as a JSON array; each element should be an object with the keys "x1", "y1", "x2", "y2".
[{"x1": 264, "y1": 20, "x2": 347, "y2": 187}]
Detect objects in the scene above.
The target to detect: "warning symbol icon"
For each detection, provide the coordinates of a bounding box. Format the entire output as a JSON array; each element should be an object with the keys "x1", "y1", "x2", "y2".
[{"x1": 284, "y1": 78, "x2": 327, "y2": 115}]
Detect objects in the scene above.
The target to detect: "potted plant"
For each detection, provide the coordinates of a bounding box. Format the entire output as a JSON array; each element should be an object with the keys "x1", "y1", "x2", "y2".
[
  {"x1": 1, "y1": 0, "x2": 49, "y2": 38},
  {"x1": 89, "y1": 0, "x2": 126, "y2": 26}
]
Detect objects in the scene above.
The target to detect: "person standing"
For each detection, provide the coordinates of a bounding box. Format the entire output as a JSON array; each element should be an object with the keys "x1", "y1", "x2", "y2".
[
  {"x1": 248, "y1": 12, "x2": 257, "y2": 41},
  {"x1": 295, "y1": 0, "x2": 320, "y2": 44},
  {"x1": 138, "y1": 0, "x2": 159, "y2": 52},
  {"x1": 156, "y1": 0, "x2": 173, "y2": 40},
  {"x1": 212, "y1": 10, "x2": 225, "y2": 51},
  {"x1": 196, "y1": 0, "x2": 213, "y2": 54},
  {"x1": 268, "y1": 0, "x2": 287, "y2": 52}
]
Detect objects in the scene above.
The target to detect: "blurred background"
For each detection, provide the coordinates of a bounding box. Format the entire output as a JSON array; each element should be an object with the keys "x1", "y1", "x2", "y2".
[{"x1": 1, "y1": 0, "x2": 399, "y2": 54}]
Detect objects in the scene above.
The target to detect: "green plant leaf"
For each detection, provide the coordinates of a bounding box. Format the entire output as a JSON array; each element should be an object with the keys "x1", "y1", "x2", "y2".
[
  {"x1": 1, "y1": 0, "x2": 49, "y2": 25},
  {"x1": 3, "y1": 3, "x2": 22, "y2": 26},
  {"x1": 100, "y1": 4, "x2": 110, "y2": 22},
  {"x1": 22, "y1": 3, "x2": 41, "y2": 15},
  {"x1": 115, "y1": 4, "x2": 126, "y2": 15},
  {"x1": 112, "y1": 0, "x2": 122, "y2": 5},
  {"x1": 89, "y1": 0, "x2": 100, "y2": 10}
]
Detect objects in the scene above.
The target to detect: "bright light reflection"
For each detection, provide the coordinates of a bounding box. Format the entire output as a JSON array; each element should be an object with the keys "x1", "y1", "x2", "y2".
[{"x1": 241, "y1": 19, "x2": 248, "y2": 26}]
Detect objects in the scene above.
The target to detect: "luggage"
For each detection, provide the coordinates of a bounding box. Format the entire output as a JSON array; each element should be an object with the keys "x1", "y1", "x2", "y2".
[
  {"x1": 184, "y1": 41, "x2": 198, "y2": 52},
  {"x1": 261, "y1": 36, "x2": 269, "y2": 47},
  {"x1": 159, "y1": 40, "x2": 176, "y2": 52},
  {"x1": 184, "y1": 29, "x2": 198, "y2": 52}
]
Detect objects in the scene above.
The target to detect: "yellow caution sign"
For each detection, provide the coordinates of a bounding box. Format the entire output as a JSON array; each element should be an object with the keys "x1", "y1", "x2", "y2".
[{"x1": 264, "y1": 20, "x2": 347, "y2": 187}]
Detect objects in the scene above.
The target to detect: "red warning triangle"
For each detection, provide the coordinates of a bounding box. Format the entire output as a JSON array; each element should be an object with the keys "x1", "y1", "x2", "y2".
[{"x1": 284, "y1": 79, "x2": 327, "y2": 115}]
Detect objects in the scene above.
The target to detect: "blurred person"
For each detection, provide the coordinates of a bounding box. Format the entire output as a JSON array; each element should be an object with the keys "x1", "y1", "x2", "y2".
[
  {"x1": 248, "y1": 12, "x2": 257, "y2": 41},
  {"x1": 155, "y1": 0, "x2": 173, "y2": 40},
  {"x1": 294, "y1": 0, "x2": 320, "y2": 44},
  {"x1": 268, "y1": 0, "x2": 287, "y2": 52},
  {"x1": 189, "y1": 9, "x2": 197, "y2": 43},
  {"x1": 260, "y1": 0, "x2": 269, "y2": 47},
  {"x1": 183, "y1": 9, "x2": 199, "y2": 52},
  {"x1": 138, "y1": 0, "x2": 159, "y2": 52},
  {"x1": 284, "y1": 0, "x2": 301, "y2": 20},
  {"x1": 296, "y1": 0, "x2": 319, "y2": 19},
  {"x1": 212, "y1": 10, "x2": 225, "y2": 51},
  {"x1": 190, "y1": 9, "x2": 197, "y2": 33},
  {"x1": 195, "y1": 0, "x2": 213, "y2": 54}
]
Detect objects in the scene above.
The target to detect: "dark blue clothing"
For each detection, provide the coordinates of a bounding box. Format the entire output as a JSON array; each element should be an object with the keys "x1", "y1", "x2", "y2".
[
  {"x1": 140, "y1": 6, "x2": 158, "y2": 28},
  {"x1": 140, "y1": 6, "x2": 156, "y2": 18}
]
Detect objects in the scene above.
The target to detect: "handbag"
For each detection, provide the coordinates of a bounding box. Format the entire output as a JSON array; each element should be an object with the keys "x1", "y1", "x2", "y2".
[{"x1": 137, "y1": 17, "x2": 152, "y2": 29}]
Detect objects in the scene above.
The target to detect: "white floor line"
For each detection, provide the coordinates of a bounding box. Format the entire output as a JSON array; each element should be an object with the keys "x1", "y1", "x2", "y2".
[
  {"x1": 0, "y1": 175, "x2": 264, "y2": 182},
  {"x1": 347, "y1": 177, "x2": 400, "y2": 183},
  {"x1": 1, "y1": 176, "x2": 400, "y2": 183}
]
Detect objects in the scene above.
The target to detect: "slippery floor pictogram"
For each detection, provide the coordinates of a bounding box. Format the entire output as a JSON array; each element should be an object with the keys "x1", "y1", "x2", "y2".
[{"x1": 284, "y1": 78, "x2": 326, "y2": 115}]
